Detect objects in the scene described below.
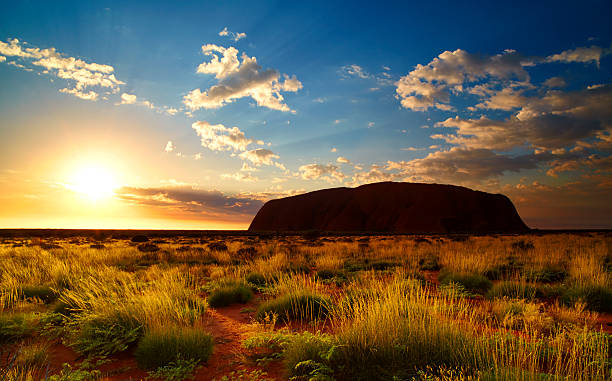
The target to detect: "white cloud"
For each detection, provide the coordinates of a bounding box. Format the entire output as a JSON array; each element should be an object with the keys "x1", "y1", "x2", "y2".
[
  {"x1": 164, "y1": 141, "x2": 175, "y2": 153},
  {"x1": 341, "y1": 64, "x2": 369, "y2": 79},
  {"x1": 221, "y1": 172, "x2": 258, "y2": 182},
  {"x1": 396, "y1": 49, "x2": 529, "y2": 111},
  {"x1": 336, "y1": 156, "x2": 351, "y2": 164},
  {"x1": 299, "y1": 163, "x2": 345, "y2": 182},
  {"x1": 239, "y1": 148, "x2": 283, "y2": 168},
  {"x1": 192, "y1": 121, "x2": 254, "y2": 152},
  {"x1": 331, "y1": 147, "x2": 337, "y2": 152},
  {"x1": 219, "y1": 27, "x2": 247, "y2": 42},
  {"x1": 120, "y1": 93, "x2": 137, "y2": 104},
  {"x1": 0, "y1": 38, "x2": 124, "y2": 100},
  {"x1": 368, "y1": 121, "x2": 375, "y2": 127},
  {"x1": 546, "y1": 45, "x2": 605, "y2": 66},
  {"x1": 0, "y1": 56, "x2": 5, "y2": 62},
  {"x1": 184, "y1": 45, "x2": 302, "y2": 112},
  {"x1": 59, "y1": 87, "x2": 98, "y2": 101}
]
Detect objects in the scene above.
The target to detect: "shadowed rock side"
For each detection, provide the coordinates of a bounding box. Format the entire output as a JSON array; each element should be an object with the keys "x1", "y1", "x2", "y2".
[{"x1": 249, "y1": 182, "x2": 529, "y2": 233}]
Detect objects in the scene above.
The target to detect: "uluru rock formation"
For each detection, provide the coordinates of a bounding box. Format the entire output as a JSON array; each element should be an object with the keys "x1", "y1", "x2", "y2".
[{"x1": 248, "y1": 182, "x2": 529, "y2": 233}]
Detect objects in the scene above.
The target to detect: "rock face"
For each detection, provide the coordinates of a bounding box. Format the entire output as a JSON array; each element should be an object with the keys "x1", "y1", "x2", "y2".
[{"x1": 248, "y1": 182, "x2": 529, "y2": 233}]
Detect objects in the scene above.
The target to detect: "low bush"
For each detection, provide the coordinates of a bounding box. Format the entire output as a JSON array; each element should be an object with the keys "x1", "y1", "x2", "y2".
[
  {"x1": 524, "y1": 266, "x2": 568, "y2": 283},
  {"x1": 21, "y1": 285, "x2": 58, "y2": 303},
  {"x1": 67, "y1": 311, "x2": 143, "y2": 355},
  {"x1": 256, "y1": 292, "x2": 331, "y2": 322},
  {"x1": 438, "y1": 271, "x2": 492, "y2": 294},
  {"x1": 246, "y1": 272, "x2": 267, "y2": 287},
  {"x1": 560, "y1": 285, "x2": 612, "y2": 313},
  {"x1": 0, "y1": 313, "x2": 37, "y2": 343},
  {"x1": 418, "y1": 254, "x2": 441, "y2": 271},
  {"x1": 483, "y1": 263, "x2": 522, "y2": 280},
  {"x1": 135, "y1": 326, "x2": 214, "y2": 370},
  {"x1": 208, "y1": 282, "x2": 253, "y2": 308},
  {"x1": 486, "y1": 282, "x2": 539, "y2": 300},
  {"x1": 316, "y1": 269, "x2": 346, "y2": 280}
]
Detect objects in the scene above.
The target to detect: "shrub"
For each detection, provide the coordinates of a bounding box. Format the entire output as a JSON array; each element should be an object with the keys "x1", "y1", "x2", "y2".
[
  {"x1": 483, "y1": 263, "x2": 521, "y2": 280},
  {"x1": 131, "y1": 235, "x2": 149, "y2": 242},
  {"x1": 208, "y1": 282, "x2": 253, "y2": 308},
  {"x1": 316, "y1": 269, "x2": 346, "y2": 280},
  {"x1": 135, "y1": 326, "x2": 214, "y2": 370},
  {"x1": 256, "y1": 293, "x2": 331, "y2": 322},
  {"x1": 68, "y1": 311, "x2": 143, "y2": 355},
  {"x1": 438, "y1": 271, "x2": 492, "y2": 294},
  {"x1": 21, "y1": 285, "x2": 58, "y2": 303},
  {"x1": 283, "y1": 332, "x2": 337, "y2": 380},
  {"x1": 561, "y1": 285, "x2": 612, "y2": 313},
  {"x1": 246, "y1": 272, "x2": 267, "y2": 287},
  {"x1": 418, "y1": 254, "x2": 441, "y2": 271},
  {"x1": 524, "y1": 266, "x2": 568, "y2": 283},
  {"x1": 511, "y1": 240, "x2": 534, "y2": 251},
  {"x1": 0, "y1": 313, "x2": 37, "y2": 343},
  {"x1": 15, "y1": 342, "x2": 50, "y2": 369},
  {"x1": 486, "y1": 282, "x2": 539, "y2": 300}
]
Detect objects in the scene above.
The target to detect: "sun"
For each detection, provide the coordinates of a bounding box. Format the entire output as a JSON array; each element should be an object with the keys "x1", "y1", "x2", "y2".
[{"x1": 68, "y1": 164, "x2": 118, "y2": 201}]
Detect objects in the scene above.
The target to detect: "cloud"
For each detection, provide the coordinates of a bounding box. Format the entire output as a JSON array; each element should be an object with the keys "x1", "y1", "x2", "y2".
[
  {"x1": 184, "y1": 44, "x2": 302, "y2": 112},
  {"x1": 434, "y1": 84, "x2": 612, "y2": 151},
  {"x1": 385, "y1": 148, "x2": 546, "y2": 184},
  {"x1": 120, "y1": 93, "x2": 137, "y2": 104},
  {"x1": 0, "y1": 38, "x2": 124, "y2": 100},
  {"x1": 543, "y1": 76, "x2": 566, "y2": 88},
  {"x1": 164, "y1": 141, "x2": 175, "y2": 153},
  {"x1": 299, "y1": 163, "x2": 345, "y2": 182},
  {"x1": 396, "y1": 49, "x2": 529, "y2": 111},
  {"x1": 341, "y1": 64, "x2": 369, "y2": 79},
  {"x1": 115, "y1": 185, "x2": 263, "y2": 218},
  {"x1": 221, "y1": 172, "x2": 258, "y2": 182},
  {"x1": 239, "y1": 148, "x2": 284, "y2": 168},
  {"x1": 0, "y1": 56, "x2": 5, "y2": 62},
  {"x1": 219, "y1": 27, "x2": 247, "y2": 41},
  {"x1": 546, "y1": 45, "x2": 606, "y2": 66},
  {"x1": 58, "y1": 87, "x2": 98, "y2": 101},
  {"x1": 192, "y1": 121, "x2": 254, "y2": 152},
  {"x1": 336, "y1": 156, "x2": 351, "y2": 164}
]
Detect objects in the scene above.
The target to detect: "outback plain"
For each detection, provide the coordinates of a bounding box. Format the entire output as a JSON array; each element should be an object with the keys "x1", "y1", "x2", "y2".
[{"x1": 1, "y1": 231, "x2": 611, "y2": 380}]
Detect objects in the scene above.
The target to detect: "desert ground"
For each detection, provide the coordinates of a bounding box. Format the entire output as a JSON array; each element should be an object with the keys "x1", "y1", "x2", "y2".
[{"x1": 1, "y1": 231, "x2": 611, "y2": 380}]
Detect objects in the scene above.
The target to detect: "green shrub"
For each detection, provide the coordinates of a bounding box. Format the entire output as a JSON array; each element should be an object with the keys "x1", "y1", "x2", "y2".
[
  {"x1": 135, "y1": 326, "x2": 214, "y2": 370},
  {"x1": 418, "y1": 254, "x2": 441, "y2": 271},
  {"x1": 21, "y1": 285, "x2": 58, "y2": 303},
  {"x1": 524, "y1": 266, "x2": 568, "y2": 283},
  {"x1": 283, "y1": 332, "x2": 337, "y2": 380},
  {"x1": 147, "y1": 358, "x2": 199, "y2": 381},
  {"x1": 246, "y1": 272, "x2": 267, "y2": 287},
  {"x1": 208, "y1": 282, "x2": 253, "y2": 308},
  {"x1": 68, "y1": 311, "x2": 143, "y2": 355},
  {"x1": 316, "y1": 269, "x2": 346, "y2": 280},
  {"x1": 561, "y1": 285, "x2": 612, "y2": 313},
  {"x1": 486, "y1": 282, "x2": 539, "y2": 300},
  {"x1": 438, "y1": 271, "x2": 492, "y2": 294},
  {"x1": 256, "y1": 293, "x2": 331, "y2": 322},
  {"x1": 0, "y1": 313, "x2": 37, "y2": 343},
  {"x1": 483, "y1": 263, "x2": 521, "y2": 280}
]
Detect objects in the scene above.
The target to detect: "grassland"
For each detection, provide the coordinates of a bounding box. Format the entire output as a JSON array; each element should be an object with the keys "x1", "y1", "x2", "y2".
[{"x1": 0, "y1": 232, "x2": 610, "y2": 380}]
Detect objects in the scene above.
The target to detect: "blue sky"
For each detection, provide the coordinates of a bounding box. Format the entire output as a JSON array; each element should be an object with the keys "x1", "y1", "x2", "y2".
[{"x1": 1, "y1": 1, "x2": 611, "y2": 229}]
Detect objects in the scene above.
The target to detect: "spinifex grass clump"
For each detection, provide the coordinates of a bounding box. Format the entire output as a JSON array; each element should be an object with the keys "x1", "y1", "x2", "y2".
[
  {"x1": 208, "y1": 281, "x2": 253, "y2": 308},
  {"x1": 58, "y1": 266, "x2": 206, "y2": 355},
  {"x1": 487, "y1": 281, "x2": 539, "y2": 300},
  {"x1": 438, "y1": 270, "x2": 493, "y2": 294},
  {"x1": 256, "y1": 292, "x2": 331, "y2": 323},
  {"x1": 0, "y1": 312, "x2": 37, "y2": 343},
  {"x1": 134, "y1": 326, "x2": 213, "y2": 370}
]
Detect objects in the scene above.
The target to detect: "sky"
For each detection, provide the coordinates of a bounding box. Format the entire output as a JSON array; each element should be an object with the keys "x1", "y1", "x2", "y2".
[{"x1": 0, "y1": 0, "x2": 611, "y2": 230}]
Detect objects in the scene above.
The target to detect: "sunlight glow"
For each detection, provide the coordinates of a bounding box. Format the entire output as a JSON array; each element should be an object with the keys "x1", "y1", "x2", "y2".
[{"x1": 68, "y1": 164, "x2": 118, "y2": 201}]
